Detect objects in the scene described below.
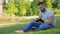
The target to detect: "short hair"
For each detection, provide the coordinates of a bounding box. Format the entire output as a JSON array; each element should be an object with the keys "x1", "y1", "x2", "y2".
[{"x1": 38, "y1": 2, "x2": 45, "y2": 6}]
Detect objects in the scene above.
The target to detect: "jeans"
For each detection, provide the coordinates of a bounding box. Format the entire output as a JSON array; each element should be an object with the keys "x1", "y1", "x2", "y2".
[{"x1": 23, "y1": 21, "x2": 54, "y2": 32}]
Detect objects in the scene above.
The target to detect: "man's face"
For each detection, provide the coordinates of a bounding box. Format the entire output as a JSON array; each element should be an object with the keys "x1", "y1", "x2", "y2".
[{"x1": 38, "y1": 4, "x2": 45, "y2": 12}]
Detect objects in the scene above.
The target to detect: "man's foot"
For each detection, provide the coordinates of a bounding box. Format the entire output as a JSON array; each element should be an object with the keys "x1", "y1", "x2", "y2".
[{"x1": 15, "y1": 30, "x2": 24, "y2": 33}]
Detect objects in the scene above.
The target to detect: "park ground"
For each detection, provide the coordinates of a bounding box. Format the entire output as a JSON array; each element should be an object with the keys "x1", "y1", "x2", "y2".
[{"x1": 0, "y1": 16, "x2": 60, "y2": 34}]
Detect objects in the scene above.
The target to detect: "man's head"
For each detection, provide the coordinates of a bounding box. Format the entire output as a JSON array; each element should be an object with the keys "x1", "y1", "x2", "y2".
[{"x1": 38, "y1": 2, "x2": 46, "y2": 12}]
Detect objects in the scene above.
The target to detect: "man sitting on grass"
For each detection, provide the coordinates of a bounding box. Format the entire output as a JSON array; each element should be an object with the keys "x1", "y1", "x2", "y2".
[{"x1": 16, "y1": 2, "x2": 56, "y2": 32}]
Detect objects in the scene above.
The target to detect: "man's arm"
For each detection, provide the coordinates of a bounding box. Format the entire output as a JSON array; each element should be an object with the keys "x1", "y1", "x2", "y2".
[
  {"x1": 37, "y1": 16, "x2": 42, "y2": 19},
  {"x1": 38, "y1": 12, "x2": 42, "y2": 19},
  {"x1": 45, "y1": 16, "x2": 54, "y2": 24},
  {"x1": 33, "y1": 16, "x2": 42, "y2": 21}
]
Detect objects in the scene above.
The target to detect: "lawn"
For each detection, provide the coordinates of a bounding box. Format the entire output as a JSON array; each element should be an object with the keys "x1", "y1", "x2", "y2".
[{"x1": 0, "y1": 16, "x2": 60, "y2": 34}]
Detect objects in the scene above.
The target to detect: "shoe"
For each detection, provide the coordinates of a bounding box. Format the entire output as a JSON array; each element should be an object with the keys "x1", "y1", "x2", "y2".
[{"x1": 15, "y1": 30, "x2": 24, "y2": 33}]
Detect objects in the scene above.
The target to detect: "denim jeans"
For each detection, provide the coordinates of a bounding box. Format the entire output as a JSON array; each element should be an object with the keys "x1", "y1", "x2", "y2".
[{"x1": 23, "y1": 21, "x2": 54, "y2": 32}]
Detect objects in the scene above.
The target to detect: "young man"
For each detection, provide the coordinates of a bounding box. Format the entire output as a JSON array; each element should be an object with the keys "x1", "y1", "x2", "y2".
[{"x1": 16, "y1": 2, "x2": 56, "y2": 32}]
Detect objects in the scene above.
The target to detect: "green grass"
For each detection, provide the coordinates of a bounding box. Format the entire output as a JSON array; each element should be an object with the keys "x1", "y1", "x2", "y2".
[{"x1": 0, "y1": 16, "x2": 60, "y2": 34}]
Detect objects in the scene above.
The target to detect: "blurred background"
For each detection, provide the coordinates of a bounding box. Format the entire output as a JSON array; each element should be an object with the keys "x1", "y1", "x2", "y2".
[
  {"x1": 0, "y1": 0, "x2": 59, "y2": 17},
  {"x1": 0, "y1": 0, "x2": 60, "y2": 34}
]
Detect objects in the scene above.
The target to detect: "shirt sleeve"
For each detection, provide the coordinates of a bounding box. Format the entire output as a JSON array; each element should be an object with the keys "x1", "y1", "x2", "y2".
[
  {"x1": 38, "y1": 12, "x2": 42, "y2": 19},
  {"x1": 48, "y1": 11, "x2": 54, "y2": 17}
]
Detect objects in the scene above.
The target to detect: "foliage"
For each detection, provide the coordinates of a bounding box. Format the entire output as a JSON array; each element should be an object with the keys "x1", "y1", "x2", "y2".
[
  {"x1": 3, "y1": 0, "x2": 60, "y2": 16},
  {"x1": 45, "y1": 0, "x2": 52, "y2": 9}
]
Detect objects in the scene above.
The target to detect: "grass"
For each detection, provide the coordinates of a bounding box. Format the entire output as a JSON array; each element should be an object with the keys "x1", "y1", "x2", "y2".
[{"x1": 0, "y1": 16, "x2": 60, "y2": 34}]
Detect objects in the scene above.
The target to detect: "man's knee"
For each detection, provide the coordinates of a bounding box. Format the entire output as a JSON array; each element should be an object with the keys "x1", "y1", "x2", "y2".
[
  {"x1": 30, "y1": 21, "x2": 36, "y2": 24},
  {"x1": 38, "y1": 24, "x2": 49, "y2": 30}
]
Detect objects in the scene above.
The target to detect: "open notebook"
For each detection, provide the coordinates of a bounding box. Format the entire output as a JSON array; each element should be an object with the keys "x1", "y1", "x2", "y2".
[{"x1": 36, "y1": 19, "x2": 44, "y2": 23}]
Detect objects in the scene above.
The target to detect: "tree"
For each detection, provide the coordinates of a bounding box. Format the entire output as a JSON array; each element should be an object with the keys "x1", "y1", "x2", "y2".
[
  {"x1": 52, "y1": 0, "x2": 58, "y2": 8},
  {"x1": 31, "y1": 0, "x2": 39, "y2": 16},
  {"x1": 44, "y1": 0, "x2": 52, "y2": 9},
  {"x1": 7, "y1": 2, "x2": 18, "y2": 16}
]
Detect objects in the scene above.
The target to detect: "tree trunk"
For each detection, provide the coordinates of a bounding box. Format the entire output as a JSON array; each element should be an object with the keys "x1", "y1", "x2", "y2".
[{"x1": 0, "y1": 0, "x2": 3, "y2": 16}]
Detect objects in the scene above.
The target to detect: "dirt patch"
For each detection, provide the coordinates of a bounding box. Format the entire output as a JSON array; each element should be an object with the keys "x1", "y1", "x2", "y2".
[
  {"x1": 0, "y1": 18, "x2": 20, "y2": 22},
  {"x1": 0, "y1": 16, "x2": 37, "y2": 22}
]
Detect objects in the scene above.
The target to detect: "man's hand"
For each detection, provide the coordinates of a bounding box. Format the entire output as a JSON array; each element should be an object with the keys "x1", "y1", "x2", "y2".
[
  {"x1": 35, "y1": 19, "x2": 44, "y2": 24},
  {"x1": 33, "y1": 18, "x2": 44, "y2": 24}
]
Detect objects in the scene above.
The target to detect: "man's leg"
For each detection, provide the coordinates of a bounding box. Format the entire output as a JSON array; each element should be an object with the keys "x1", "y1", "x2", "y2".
[
  {"x1": 38, "y1": 23, "x2": 54, "y2": 30},
  {"x1": 23, "y1": 21, "x2": 40, "y2": 32}
]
